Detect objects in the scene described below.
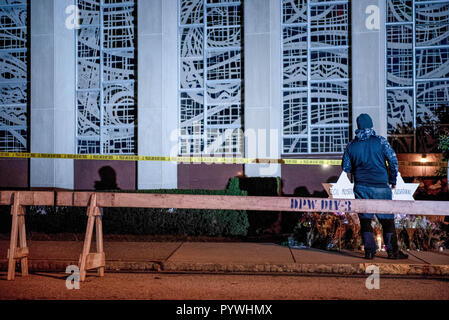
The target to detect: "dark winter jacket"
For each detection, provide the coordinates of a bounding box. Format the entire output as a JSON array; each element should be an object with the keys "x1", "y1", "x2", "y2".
[{"x1": 342, "y1": 128, "x2": 398, "y2": 188}]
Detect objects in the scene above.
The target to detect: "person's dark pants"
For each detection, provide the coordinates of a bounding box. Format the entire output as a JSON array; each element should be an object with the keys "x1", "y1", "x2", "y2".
[{"x1": 354, "y1": 184, "x2": 398, "y2": 255}]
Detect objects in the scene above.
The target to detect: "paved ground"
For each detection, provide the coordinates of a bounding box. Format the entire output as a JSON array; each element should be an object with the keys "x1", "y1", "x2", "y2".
[
  {"x1": 1, "y1": 272, "x2": 448, "y2": 300},
  {"x1": 1, "y1": 240, "x2": 448, "y2": 301},
  {"x1": 1, "y1": 241, "x2": 449, "y2": 276}
]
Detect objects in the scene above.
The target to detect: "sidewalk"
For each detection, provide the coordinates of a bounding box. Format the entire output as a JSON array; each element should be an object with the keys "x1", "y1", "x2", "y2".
[{"x1": 1, "y1": 241, "x2": 449, "y2": 276}]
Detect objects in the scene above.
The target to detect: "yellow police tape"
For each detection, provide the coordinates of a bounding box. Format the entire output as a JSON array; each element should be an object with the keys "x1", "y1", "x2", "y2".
[{"x1": 0, "y1": 152, "x2": 447, "y2": 167}]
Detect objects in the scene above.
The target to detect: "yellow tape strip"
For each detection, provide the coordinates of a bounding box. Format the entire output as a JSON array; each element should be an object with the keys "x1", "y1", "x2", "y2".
[
  {"x1": 0, "y1": 152, "x2": 447, "y2": 167},
  {"x1": 0, "y1": 152, "x2": 339, "y2": 165}
]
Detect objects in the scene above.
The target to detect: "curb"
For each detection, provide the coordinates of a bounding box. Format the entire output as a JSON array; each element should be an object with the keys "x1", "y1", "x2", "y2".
[
  {"x1": 0, "y1": 260, "x2": 162, "y2": 273},
  {"x1": 162, "y1": 262, "x2": 449, "y2": 276},
  {"x1": 2, "y1": 259, "x2": 449, "y2": 277}
]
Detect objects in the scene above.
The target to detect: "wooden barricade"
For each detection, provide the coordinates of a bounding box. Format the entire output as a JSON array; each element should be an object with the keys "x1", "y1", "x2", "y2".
[
  {"x1": 3, "y1": 190, "x2": 449, "y2": 281},
  {"x1": 78, "y1": 193, "x2": 105, "y2": 282},
  {"x1": 55, "y1": 191, "x2": 449, "y2": 281},
  {"x1": 7, "y1": 193, "x2": 28, "y2": 281},
  {"x1": 56, "y1": 192, "x2": 449, "y2": 216},
  {"x1": 0, "y1": 191, "x2": 54, "y2": 280}
]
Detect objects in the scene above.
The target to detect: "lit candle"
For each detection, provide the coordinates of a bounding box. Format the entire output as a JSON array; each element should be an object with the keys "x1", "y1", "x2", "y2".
[{"x1": 376, "y1": 235, "x2": 382, "y2": 251}]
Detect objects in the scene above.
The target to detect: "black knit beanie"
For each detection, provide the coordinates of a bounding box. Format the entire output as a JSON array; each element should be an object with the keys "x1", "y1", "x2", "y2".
[{"x1": 356, "y1": 113, "x2": 373, "y2": 130}]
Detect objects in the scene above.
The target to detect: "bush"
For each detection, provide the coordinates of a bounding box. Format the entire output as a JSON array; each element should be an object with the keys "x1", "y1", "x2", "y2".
[
  {"x1": 237, "y1": 177, "x2": 282, "y2": 235},
  {"x1": 101, "y1": 207, "x2": 248, "y2": 237},
  {"x1": 437, "y1": 134, "x2": 449, "y2": 177},
  {"x1": 0, "y1": 178, "x2": 249, "y2": 237}
]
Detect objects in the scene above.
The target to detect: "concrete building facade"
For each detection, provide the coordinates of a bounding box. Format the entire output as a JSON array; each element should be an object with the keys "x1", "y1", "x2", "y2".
[{"x1": 0, "y1": 0, "x2": 448, "y2": 195}]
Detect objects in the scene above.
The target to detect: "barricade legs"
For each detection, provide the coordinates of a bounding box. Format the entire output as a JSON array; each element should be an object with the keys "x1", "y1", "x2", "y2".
[
  {"x1": 7, "y1": 192, "x2": 29, "y2": 280},
  {"x1": 79, "y1": 193, "x2": 105, "y2": 282}
]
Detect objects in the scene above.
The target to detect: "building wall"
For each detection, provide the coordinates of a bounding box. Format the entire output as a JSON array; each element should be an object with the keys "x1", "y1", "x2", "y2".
[
  {"x1": 352, "y1": 0, "x2": 387, "y2": 137},
  {"x1": 137, "y1": 0, "x2": 178, "y2": 190},
  {"x1": 178, "y1": 164, "x2": 243, "y2": 190},
  {"x1": 244, "y1": 0, "x2": 282, "y2": 178},
  {"x1": 0, "y1": 158, "x2": 28, "y2": 189},
  {"x1": 74, "y1": 160, "x2": 136, "y2": 191},
  {"x1": 29, "y1": 0, "x2": 75, "y2": 190},
  {"x1": 281, "y1": 162, "x2": 342, "y2": 196},
  {"x1": 0, "y1": 0, "x2": 446, "y2": 193},
  {"x1": 397, "y1": 153, "x2": 443, "y2": 178}
]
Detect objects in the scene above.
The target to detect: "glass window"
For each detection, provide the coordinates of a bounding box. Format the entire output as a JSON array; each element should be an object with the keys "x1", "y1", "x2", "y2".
[
  {"x1": 386, "y1": 0, "x2": 449, "y2": 153},
  {"x1": 282, "y1": 0, "x2": 350, "y2": 154},
  {"x1": 179, "y1": 0, "x2": 243, "y2": 156},
  {"x1": 0, "y1": 0, "x2": 28, "y2": 152},
  {"x1": 76, "y1": 0, "x2": 136, "y2": 155}
]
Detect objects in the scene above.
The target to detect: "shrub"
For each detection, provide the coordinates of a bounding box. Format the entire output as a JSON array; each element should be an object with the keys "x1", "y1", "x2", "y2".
[
  {"x1": 237, "y1": 177, "x2": 282, "y2": 235},
  {"x1": 0, "y1": 178, "x2": 249, "y2": 237}
]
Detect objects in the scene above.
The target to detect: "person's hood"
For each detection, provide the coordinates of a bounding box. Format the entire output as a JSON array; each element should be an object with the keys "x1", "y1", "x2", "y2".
[{"x1": 355, "y1": 128, "x2": 376, "y2": 141}]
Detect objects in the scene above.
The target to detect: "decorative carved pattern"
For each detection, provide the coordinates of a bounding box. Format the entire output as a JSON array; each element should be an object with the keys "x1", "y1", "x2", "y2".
[
  {"x1": 387, "y1": 89, "x2": 414, "y2": 134},
  {"x1": 386, "y1": 0, "x2": 449, "y2": 153},
  {"x1": 282, "y1": 0, "x2": 349, "y2": 154},
  {"x1": 179, "y1": 0, "x2": 243, "y2": 156},
  {"x1": 0, "y1": 0, "x2": 27, "y2": 152},
  {"x1": 76, "y1": 0, "x2": 136, "y2": 154}
]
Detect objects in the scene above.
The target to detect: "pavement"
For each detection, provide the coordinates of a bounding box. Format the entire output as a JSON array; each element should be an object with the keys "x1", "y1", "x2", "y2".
[{"x1": 1, "y1": 240, "x2": 449, "y2": 277}]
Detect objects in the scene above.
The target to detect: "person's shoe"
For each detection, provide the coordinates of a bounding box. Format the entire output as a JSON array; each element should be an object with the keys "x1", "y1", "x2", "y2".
[
  {"x1": 364, "y1": 252, "x2": 376, "y2": 260},
  {"x1": 388, "y1": 250, "x2": 408, "y2": 259}
]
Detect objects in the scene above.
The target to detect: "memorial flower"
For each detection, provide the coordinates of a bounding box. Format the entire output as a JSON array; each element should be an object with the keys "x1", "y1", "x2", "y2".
[{"x1": 292, "y1": 212, "x2": 448, "y2": 252}]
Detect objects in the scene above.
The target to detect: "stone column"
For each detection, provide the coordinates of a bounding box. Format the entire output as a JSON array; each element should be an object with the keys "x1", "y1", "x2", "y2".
[
  {"x1": 244, "y1": 0, "x2": 282, "y2": 177},
  {"x1": 30, "y1": 0, "x2": 75, "y2": 189},
  {"x1": 137, "y1": 0, "x2": 178, "y2": 189},
  {"x1": 351, "y1": 0, "x2": 387, "y2": 137}
]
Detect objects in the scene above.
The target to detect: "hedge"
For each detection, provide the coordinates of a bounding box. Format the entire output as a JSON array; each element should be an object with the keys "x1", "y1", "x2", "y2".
[
  {"x1": 0, "y1": 178, "x2": 249, "y2": 237},
  {"x1": 237, "y1": 177, "x2": 283, "y2": 235}
]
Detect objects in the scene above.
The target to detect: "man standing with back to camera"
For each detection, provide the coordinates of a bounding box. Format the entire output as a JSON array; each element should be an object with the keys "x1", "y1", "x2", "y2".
[{"x1": 342, "y1": 113, "x2": 408, "y2": 260}]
